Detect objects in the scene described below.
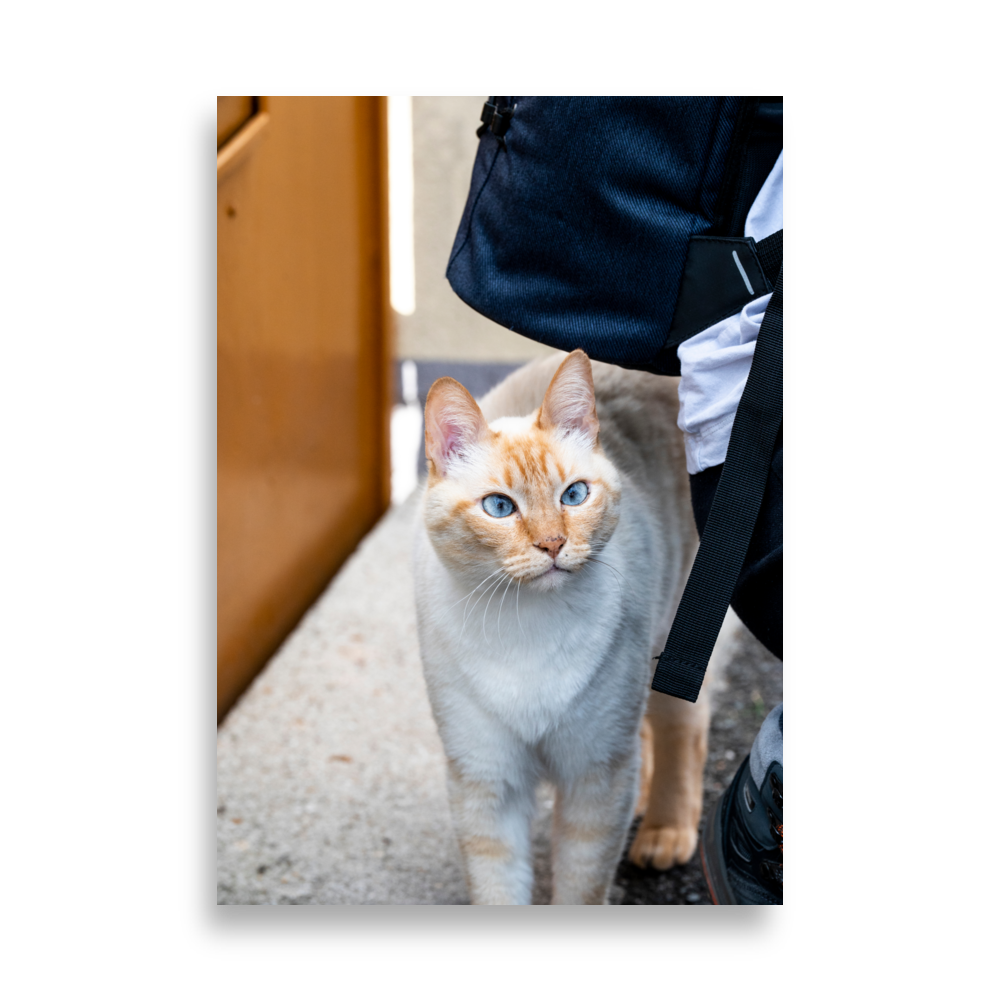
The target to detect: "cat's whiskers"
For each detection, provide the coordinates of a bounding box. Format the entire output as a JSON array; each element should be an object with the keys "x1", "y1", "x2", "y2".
[
  {"x1": 458, "y1": 567, "x2": 503, "y2": 639},
  {"x1": 449, "y1": 566, "x2": 505, "y2": 614},
  {"x1": 460, "y1": 567, "x2": 506, "y2": 631},
  {"x1": 582, "y1": 557, "x2": 626, "y2": 614},
  {"x1": 586, "y1": 555, "x2": 636, "y2": 602},
  {"x1": 480, "y1": 573, "x2": 509, "y2": 642},
  {"x1": 496, "y1": 574, "x2": 515, "y2": 649}
]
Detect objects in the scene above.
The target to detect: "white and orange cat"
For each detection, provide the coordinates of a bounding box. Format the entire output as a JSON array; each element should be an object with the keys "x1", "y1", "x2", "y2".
[{"x1": 414, "y1": 349, "x2": 717, "y2": 905}]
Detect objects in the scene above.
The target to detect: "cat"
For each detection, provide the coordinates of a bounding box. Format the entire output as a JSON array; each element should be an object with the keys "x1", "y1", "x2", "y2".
[{"x1": 413, "y1": 349, "x2": 716, "y2": 905}]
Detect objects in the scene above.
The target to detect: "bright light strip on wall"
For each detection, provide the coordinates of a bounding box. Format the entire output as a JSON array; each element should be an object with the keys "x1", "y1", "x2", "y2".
[{"x1": 388, "y1": 96, "x2": 416, "y2": 316}]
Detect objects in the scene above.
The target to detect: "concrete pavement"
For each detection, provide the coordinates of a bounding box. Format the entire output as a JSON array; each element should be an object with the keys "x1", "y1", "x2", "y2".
[{"x1": 216, "y1": 491, "x2": 475, "y2": 904}]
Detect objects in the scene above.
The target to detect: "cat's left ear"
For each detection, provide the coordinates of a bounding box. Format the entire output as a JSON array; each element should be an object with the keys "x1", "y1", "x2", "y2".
[{"x1": 538, "y1": 350, "x2": 599, "y2": 448}]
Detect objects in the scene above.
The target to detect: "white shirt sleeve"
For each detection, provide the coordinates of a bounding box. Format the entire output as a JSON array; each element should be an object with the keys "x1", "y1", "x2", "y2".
[{"x1": 676, "y1": 151, "x2": 783, "y2": 475}]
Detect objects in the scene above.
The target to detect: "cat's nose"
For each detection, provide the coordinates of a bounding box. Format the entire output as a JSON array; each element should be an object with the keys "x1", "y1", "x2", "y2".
[{"x1": 535, "y1": 536, "x2": 566, "y2": 559}]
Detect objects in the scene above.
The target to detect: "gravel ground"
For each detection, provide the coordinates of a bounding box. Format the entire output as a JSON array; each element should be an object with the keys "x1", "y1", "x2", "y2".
[{"x1": 217, "y1": 492, "x2": 781, "y2": 905}]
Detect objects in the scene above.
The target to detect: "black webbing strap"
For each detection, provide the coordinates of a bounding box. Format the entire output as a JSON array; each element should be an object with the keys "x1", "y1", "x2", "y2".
[
  {"x1": 652, "y1": 257, "x2": 783, "y2": 702},
  {"x1": 755, "y1": 229, "x2": 781, "y2": 285}
]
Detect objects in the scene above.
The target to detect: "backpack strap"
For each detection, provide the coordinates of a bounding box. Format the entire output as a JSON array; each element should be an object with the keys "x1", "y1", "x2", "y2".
[
  {"x1": 755, "y1": 229, "x2": 782, "y2": 285},
  {"x1": 652, "y1": 228, "x2": 781, "y2": 374},
  {"x1": 652, "y1": 239, "x2": 782, "y2": 703}
]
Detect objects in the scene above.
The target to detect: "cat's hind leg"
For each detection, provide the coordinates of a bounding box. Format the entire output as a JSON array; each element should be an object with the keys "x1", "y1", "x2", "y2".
[{"x1": 628, "y1": 689, "x2": 709, "y2": 869}]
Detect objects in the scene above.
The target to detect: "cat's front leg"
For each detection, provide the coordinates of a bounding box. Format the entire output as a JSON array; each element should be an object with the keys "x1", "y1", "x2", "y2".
[
  {"x1": 445, "y1": 758, "x2": 536, "y2": 905},
  {"x1": 549, "y1": 754, "x2": 639, "y2": 905}
]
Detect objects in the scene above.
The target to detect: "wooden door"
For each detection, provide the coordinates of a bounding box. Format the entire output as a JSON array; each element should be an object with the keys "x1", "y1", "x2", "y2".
[{"x1": 217, "y1": 97, "x2": 391, "y2": 721}]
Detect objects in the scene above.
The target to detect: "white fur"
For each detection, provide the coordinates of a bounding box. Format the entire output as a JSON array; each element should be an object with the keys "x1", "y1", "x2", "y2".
[{"x1": 414, "y1": 354, "x2": 700, "y2": 904}]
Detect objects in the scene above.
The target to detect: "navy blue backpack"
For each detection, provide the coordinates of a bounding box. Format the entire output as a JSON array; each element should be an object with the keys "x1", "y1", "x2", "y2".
[{"x1": 447, "y1": 98, "x2": 783, "y2": 701}]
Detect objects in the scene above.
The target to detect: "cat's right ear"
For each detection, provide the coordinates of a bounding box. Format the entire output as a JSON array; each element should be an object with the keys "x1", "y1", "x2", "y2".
[{"x1": 424, "y1": 377, "x2": 491, "y2": 478}]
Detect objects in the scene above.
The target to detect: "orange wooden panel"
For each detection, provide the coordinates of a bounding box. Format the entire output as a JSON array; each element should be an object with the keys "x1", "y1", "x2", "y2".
[
  {"x1": 217, "y1": 96, "x2": 254, "y2": 148},
  {"x1": 218, "y1": 97, "x2": 391, "y2": 721}
]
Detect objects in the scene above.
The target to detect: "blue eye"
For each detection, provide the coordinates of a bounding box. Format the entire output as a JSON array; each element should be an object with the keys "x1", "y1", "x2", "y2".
[
  {"x1": 483, "y1": 494, "x2": 516, "y2": 518},
  {"x1": 561, "y1": 481, "x2": 589, "y2": 506}
]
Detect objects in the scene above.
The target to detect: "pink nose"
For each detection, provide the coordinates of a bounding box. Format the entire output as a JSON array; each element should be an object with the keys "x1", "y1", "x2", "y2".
[{"x1": 535, "y1": 536, "x2": 566, "y2": 559}]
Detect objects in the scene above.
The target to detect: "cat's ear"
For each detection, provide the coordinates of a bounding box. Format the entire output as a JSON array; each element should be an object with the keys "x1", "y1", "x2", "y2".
[
  {"x1": 538, "y1": 350, "x2": 599, "y2": 447},
  {"x1": 424, "y1": 377, "x2": 491, "y2": 478}
]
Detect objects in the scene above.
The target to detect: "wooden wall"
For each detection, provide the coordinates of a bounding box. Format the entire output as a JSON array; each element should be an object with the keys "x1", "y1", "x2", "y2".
[{"x1": 217, "y1": 97, "x2": 392, "y2": 721}]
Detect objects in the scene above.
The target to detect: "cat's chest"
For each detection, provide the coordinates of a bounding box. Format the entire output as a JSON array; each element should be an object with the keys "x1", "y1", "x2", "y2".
[
  {"x1": 446, "y1": 610, "x2": 618, "y2": 735},
  {"x1": 418, "y1": 563, "x2": 637, "y2": 734},
  {"x1": 455, "y1": 599, "x2": 613, "y2": 687}
]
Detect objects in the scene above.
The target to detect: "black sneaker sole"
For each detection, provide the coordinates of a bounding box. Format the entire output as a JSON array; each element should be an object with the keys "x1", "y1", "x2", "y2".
[{"x1": 700, "y1": 792, "x2": 738, "y2": 905}]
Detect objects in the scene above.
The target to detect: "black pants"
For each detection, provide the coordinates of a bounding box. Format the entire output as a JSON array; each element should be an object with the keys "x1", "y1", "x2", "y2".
[{"x1": 688, "y1": 428, "x2": 783, "y2": 661}]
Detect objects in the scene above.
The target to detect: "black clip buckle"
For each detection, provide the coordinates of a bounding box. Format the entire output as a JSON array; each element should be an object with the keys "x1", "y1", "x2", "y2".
[
  {"x1": 476, "y1": 99, "x2": 497, "y2": 138},
  {"x1": 476, "y1": 98, "x2": 514, "y2": 146}
]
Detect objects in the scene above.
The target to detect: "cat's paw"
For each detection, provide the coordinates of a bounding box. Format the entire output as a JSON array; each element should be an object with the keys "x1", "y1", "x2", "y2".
[{"x1": 627, "y1": 821, "x2": 698, "y2": 869}]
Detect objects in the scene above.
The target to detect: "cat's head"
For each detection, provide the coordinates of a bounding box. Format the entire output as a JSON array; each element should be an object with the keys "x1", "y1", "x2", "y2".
[{"x1": 422, "y1": 350, "x2": 621, "y2": 591}]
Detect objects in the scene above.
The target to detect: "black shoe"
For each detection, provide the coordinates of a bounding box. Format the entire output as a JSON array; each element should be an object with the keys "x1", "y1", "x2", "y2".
[{"x1": 701, "y1": 754, "x2": 782, "y2": 905}]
